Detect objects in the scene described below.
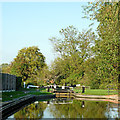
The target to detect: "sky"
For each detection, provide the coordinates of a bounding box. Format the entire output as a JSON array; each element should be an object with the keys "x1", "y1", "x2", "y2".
[{"x1": 1, "y1": 2, "x2": 98, "y2": 66}]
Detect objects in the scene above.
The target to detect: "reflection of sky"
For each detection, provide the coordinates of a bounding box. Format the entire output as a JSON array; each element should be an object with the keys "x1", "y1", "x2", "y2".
[
  {"x1": 42, "y1": 104, "x2": 65, "y2": 118},
  {"x1": 7, "y1": 114, "x2": 14, "y2": 119},
  {"x1": 42, "y1": 105, "x2": 54, "y2": 118},
  {"x1": 105, "y1": 108, "x2": 118, "y2": 119}
]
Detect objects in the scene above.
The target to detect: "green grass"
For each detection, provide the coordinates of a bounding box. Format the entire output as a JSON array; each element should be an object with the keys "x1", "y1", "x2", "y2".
[
  {"x1": 18, "y1": 87, "x2": 47, "y2": 92},
  {"x1": 2, "y1": 88, "x2": 118, "y2": 102},
  {"x1": 2, "y1": 91, "x2": 27, "y2": 102},
  {"x1": 73, "y1": 88, "x2": 118, "y2": 95},
  {"x1": 2, "y1": 89, "x2": 52, "y2": 102}
]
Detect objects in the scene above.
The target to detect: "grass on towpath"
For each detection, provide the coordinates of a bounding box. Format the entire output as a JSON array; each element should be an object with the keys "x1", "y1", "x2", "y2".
[
  {"x1": 73, "y1": 88, "x2": 118, "y2": 95},
  {"x1": 2, "y1": 88, "x2": 118, "y2": 102},
  {"x1": 2, "y1": 88, "x2": 52, "y2": 102}
]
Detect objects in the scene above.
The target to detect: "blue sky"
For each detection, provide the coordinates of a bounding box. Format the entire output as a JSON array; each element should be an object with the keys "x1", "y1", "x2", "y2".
[{"x1": 1, "y1": 2, "x2": 98, "y2": 65}]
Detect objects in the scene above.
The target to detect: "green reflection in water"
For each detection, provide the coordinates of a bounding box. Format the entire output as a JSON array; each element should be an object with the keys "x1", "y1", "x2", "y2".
[
  {"x1": 13, "y1": 98, "x2": 118, "y2": 119},
  {"x1": 14, "y1": 101, "x2": 47, "y2": 119},
  {"x1": 48, "y1": 99, "x2": 108, "y2": 118}
]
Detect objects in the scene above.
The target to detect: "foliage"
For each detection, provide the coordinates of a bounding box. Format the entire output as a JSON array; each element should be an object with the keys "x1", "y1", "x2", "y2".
[
  {"x1": 81, "y1": 57, "x2": 100, "y2": 89},
  {"x1": 50, "y1": 26, "x2": 96, "y2": 86},
  {"x1": 48, "y1": 1, "x2": 120, "y2": 89},
  {"x1": 48, "y1": 1, "x2": 119, "y2": 89},
  {"x1": 16, "y1": 77, "x2": 22, "y2": 91},
  {"x1": 34, "y1": 65, "x2": 51, "y2": 86},
  {"x1": 0, "y1": 63, "x2": 11, "y2": 73},
  {"x1": 10, "y1": 46, "x2": 46, "y2": 83},
  {"x1": 2, "y1": 1, "x2": 119, "y2": 89},
  {"x1": 50, "y1": 25, "x2": 96, "y2": 59},
  {"x1": 83, "y1": 1, "x2": 119, "y2": 89}
]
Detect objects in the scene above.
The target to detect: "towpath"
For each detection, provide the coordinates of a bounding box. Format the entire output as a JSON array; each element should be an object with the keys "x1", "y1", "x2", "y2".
[{"x1": 74, "y1": 94, "x2": 119, "y2": 103}]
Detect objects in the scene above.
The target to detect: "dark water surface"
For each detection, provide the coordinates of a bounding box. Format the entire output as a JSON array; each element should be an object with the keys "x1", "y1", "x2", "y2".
[{"x1": 8, "y1": 98, "x2": 119, "y2": 119}]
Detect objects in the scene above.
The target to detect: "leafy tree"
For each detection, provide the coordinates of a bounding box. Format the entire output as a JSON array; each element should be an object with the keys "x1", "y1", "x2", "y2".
[
  {"x1": 34, "y1": 65, "x2": 51, "y2": 86},
  {"x1": 50, "y1": 57, "x2": 67, "y2": 85},
  {"x1": 10, "y1": 46, "x2": 46, "y2": 83},
  {"x1": 50, "y1": 26, "x2": 79, "y2": 57},
  {"x1": 50, "y1": 25, "x2": 96, "y2": 60},
  {"x1": 83, "y1": 1, "x2": 119, "y2": 88},
  {"x1": 0, "y1": 63, "x2": 11, "y2": 73},
  {"x1": 50, "y1": 26, "x2": 96, "y2": 86},
  {"x1": 49, "y1": 1, "x2": 119, "y2": 88},
  {"x1": 82, "y1": 57, "x2": 100, "y2": 88}
]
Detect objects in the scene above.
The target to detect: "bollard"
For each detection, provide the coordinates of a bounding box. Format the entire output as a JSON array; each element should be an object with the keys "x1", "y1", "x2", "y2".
[
  {"x1": 81, "y1": 101, "x2": 85, "y2": 108},
  {"x1": 82, "y1": 86, "x2": 85, "y2": 93},
  {"x1": 47, "y1": 101, "x2": 50, "y2": 104},
  {"x1": 47, "y1": 87, "x2": 50, "y2": 92}
]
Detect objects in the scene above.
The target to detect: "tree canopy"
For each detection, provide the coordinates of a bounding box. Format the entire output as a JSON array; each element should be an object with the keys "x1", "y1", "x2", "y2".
[
  {"x1": 49, "y1": 26, "x2": 96, "y2": 86},
  {"x1": 0, "y1": 63, "x2": 11, "y2": 73},
  {"x1": 10, "y1": 46, "x2": 46, "y2": 83},
  {"x1": 83, "y1": 1, "x2": 119, "y2": 88},
  {"x1": 49, "y1": 1, "x2": 119, "y2": 89}
]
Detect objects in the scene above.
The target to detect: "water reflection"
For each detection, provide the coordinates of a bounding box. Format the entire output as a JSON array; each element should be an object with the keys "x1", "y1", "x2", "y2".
[
  {"x1": 8, "y1": 98, "x2": 119, "y2": 119},
  {"x1": 48, "y1": 99, "x2": 108, "y2": 118},
  {"x1": 14, "y1": 101, "x2": 47, "y2": 119}
]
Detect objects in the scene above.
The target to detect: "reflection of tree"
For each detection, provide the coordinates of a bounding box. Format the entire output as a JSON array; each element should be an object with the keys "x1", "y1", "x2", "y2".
[
  {"x1": 13, "y1": 99, "x2": 115, "y2": 118},
  {"x1": 49, "y1": 100, "x2": 108, "y2": 118},
  {"x1": 14, "y1": 102, "x2": 47, "y2": 118}
]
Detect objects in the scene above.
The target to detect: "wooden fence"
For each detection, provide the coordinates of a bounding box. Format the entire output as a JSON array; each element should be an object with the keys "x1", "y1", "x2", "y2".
[{"x1": 1, "y1": 73, "x2": 16, "y2": 92}]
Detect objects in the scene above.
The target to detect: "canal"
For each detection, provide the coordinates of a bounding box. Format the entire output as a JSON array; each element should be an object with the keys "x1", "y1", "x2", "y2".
[{"x1": 7, "y1": 98, "x2": 119, "y2": 119}]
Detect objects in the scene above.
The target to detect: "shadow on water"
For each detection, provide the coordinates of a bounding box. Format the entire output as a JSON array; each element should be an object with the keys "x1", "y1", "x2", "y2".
[{"x1": 7, "y1": 98, "x2": 119, "y2": 119}]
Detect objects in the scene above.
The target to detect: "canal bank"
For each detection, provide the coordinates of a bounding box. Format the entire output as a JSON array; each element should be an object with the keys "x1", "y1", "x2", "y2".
[
  {"x1": 1, "y1": 94, "x2": 55, "y2": 119},
  {"x1": 74, "y1": 94, "x2": 119, "y2": 103},
  {"x1": 1, "y1": 92, "x2": 119, "y2": 119}
]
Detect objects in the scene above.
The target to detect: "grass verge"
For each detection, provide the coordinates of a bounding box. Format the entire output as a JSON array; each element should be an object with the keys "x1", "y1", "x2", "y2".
[
  {"x1": 2, "y1": 88, "x2": 52, "y2": 102},
  {"x1": 73, "y1": 88, "x2": 118, "y2": 95}
]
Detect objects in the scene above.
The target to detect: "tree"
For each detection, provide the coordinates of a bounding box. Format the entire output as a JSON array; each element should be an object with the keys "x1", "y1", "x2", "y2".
[
  {"x1": 50, "y1": 25, "x2": 96, "y2": 60},
  {"x1": 50, "y1": 57, "x2": 67, "y2": 85},
  {"x1": 82, "y1": 57, "x2": 100, "y2": 89},
  {"x1": 34, "y1": 65, "x2": 51, "y2": 86},
  {"x1": 49, "y1": 26, "x2": 96, "y2": 85},
  {"x1": 83, "y1": 1, "x2": 119, "y2": 88},
  {"x1": 10, "y1": 46, "x2": 46, "y2": 83},
  {"x1": 0, "y1": 63, "x2": 11, "y2": 73}
]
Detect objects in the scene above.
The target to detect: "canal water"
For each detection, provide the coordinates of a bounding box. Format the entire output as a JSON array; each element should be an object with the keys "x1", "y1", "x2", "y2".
[{"x1": 8, "y1": 98, "x2": 119, "y2": 119}]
